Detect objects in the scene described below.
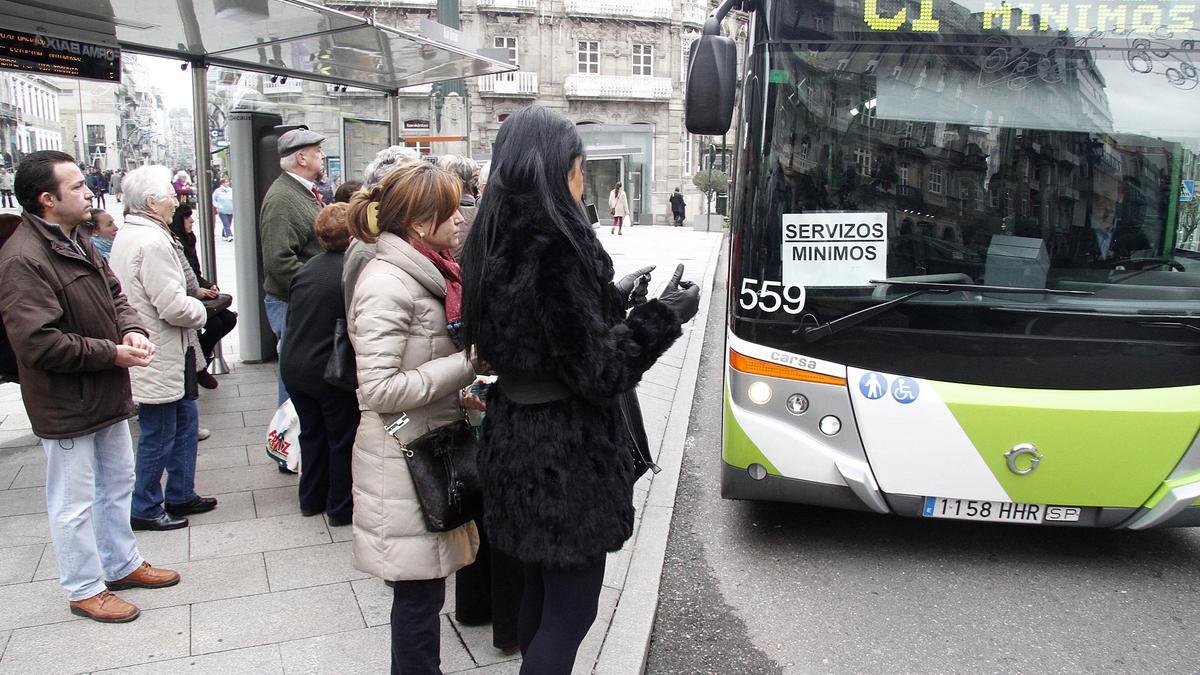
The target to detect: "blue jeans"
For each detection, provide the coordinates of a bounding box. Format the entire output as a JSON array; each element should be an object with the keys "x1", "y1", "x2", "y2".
[
  {"x1": 42, "y1": 421, "x2": 144, "y2": 601},
  {"x1": 264, "y1": 293, "x2": 289, "y2": 405},
  {"x1": 133, "y1": 399, "x2": 200, "y2": 519},
  {"x1": 217, "y1": 212, "x2": 233, "y2": 238}
]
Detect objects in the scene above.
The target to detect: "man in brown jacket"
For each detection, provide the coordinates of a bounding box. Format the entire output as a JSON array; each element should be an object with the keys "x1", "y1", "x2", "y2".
[{"x1": 0, "y1": 151, "x2": 181, "y2": 623}]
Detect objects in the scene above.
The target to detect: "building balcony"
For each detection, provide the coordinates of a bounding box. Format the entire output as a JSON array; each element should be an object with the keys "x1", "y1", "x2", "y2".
[
  {"x1": 682, "y1": 1, "x2": 709, "y2": 27},
  {"x1": 563, "y1": 74, "x2": 673, "y2": 101},
  {"x1": 476, "y1": 0, "x2": 538, "y2": 11},
  {"x1": 477, "y1": 72, "x2": 538, "y2": 97},
  {"x1": 563, "y1": 0, "x2": 672, "y2": 22}
]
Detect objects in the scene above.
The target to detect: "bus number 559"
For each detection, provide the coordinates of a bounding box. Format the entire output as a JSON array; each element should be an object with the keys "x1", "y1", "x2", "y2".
[{"x1": 739, "y1": 278, "x2": 806, "y2": 314}]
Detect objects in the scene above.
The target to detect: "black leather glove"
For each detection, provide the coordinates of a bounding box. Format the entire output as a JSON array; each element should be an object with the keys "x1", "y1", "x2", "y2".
[
  {"x1": 658, "y1": 264, "x2": 701, "y2": 323},
  {"x1": 615, "y1": 265, "x2": 655, "y2": 309}
]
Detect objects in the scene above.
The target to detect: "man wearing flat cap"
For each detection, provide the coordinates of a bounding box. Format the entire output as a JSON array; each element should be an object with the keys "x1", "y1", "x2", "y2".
[{"x1": 260, "y1": 127, "x2": 326, "y2": 404}]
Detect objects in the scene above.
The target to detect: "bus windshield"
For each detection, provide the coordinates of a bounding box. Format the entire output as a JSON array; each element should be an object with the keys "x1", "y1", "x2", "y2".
[{"x1": 729, "y1": 0, "x2": 1200, "y2": 388}]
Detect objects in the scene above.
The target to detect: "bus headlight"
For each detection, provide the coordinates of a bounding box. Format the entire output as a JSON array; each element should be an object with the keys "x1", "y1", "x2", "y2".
[
  {"x1": 785, "y1": 394, "x2": 809, "y2": 415},
  {"x1": 747, "y1": 381, "x2": 772, "y2": 405},
  {"x1": 819, "y1": 415, "x2": 842, "y2": 436}
]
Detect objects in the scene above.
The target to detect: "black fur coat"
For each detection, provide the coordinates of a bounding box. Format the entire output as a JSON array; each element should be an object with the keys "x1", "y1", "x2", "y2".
[{"x1": 474, "y1": 195, "x2": 683, "y2": 569}]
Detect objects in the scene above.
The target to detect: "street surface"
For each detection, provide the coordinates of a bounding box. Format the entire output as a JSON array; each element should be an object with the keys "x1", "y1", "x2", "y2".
[{"x1": 647, "y1": 248, "x2": 1200, "y2": 673}]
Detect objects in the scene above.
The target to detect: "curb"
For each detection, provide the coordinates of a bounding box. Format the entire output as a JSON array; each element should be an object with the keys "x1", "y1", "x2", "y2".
[{"x1": 593, "y1": 233, "x2": 726, "y2": 674}]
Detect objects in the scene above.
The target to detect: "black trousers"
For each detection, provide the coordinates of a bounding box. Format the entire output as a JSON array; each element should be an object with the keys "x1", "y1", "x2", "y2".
[
  {"x1": 518, "y1": 558, "x2": 606, "y2": 675},
  {"x1": 390, "y1": 577, "x2": 446, "y2": 675},
  {"x1": 198, "y1": 308, "x2": 237, "y2": 366},
  {"x1": 454, "y1": 522, "x2": 523, "y2": 649},
  {"x1": 288, "y1": 387, "x2": 358, "y2": 520}
]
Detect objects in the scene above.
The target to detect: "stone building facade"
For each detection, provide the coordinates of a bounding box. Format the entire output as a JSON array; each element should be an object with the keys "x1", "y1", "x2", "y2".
[{"x1": 326, "y1": 0, "x2": 721, "y2": 224}]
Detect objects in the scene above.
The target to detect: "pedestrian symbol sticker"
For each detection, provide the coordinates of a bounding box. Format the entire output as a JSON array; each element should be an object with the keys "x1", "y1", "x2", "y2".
[
  {"x1": 859, "y1": 372, "x2": 888, "y2": 400},
  {"x1": 891, "y1": 377, "x2": 920, "y2": 404},
  {"x1": 1182, "y1": 180, "x2": 1195, "y2": 203}
]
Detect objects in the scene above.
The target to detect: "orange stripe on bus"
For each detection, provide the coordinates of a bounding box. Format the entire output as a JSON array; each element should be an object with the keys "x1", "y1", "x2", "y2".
[{"x1": 728, "y1": 349, "x2": 847, "y2": 386}]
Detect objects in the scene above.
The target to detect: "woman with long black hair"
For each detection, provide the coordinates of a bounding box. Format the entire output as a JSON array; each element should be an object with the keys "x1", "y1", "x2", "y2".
[
  {"x1": 168, "y1": 203, "x2": 237, "y2": 390},
  {"x1": 460, "y1": 106, "x2": 700, "y2": 673}
]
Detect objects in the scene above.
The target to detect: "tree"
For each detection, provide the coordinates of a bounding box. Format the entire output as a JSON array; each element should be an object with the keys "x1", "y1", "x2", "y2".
[{"x1": 692, "y1": 169, "x2": 729, "y2": 214}]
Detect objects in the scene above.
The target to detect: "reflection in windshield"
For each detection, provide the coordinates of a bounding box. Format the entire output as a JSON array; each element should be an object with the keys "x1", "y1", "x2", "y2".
[{"x1": 728, "y1": 0, "x2": 1200, "y2": 387}]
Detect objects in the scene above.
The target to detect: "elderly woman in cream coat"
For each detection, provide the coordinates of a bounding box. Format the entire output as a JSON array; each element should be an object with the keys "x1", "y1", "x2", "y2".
[
  {"x1": 344, "y1": 161, "x2": 480, "y2": 675},
  {"x1": 109, "y1": 165, "x2": 218, "y2": 532}
]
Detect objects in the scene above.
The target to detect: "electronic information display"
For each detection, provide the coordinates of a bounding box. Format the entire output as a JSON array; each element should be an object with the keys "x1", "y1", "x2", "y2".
[{"x1": 0, "y1": 29, "x2": 120, "y2": 82}]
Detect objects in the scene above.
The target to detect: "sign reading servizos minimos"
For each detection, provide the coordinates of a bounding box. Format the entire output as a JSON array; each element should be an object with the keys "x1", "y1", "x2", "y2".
[{"x1": 781, "y1": 213, "x2": 887, "y2": 288}]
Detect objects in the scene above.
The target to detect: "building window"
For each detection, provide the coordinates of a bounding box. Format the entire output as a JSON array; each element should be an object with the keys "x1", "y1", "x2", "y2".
[
  {"x1": 929, "y1": 166, "x2": 944, "y2": 194},
  {"x1": 633, "y1": 44, "x2": 653, "y2": 76},
  {"x1": 578, "y1": 41, "x2": 599, "y2": 74},
  {"x1": 854, "y1": 147, "x2": 873, "y2": 176},
  {"x1": 684, "y1": 132, "x2": 693, "y2": 175},
  {"x1": 800, "y1": 140, "x2": 810, "y2": 160},
  {"x1": 899, "y1": 162, "x2": 909, "y2": 186},
  {"x1": 903, "y1": 121, "x2": 914, "y2": 137},
  {"x1": 404, "y1": 140, "x2": 432, "y2": 156},
  {"x1": 494, "y1": 36, "x2": 518, "y2": 67},
  {"x1": 86, "y1": 124, "x2": 106, "y2": 161}
]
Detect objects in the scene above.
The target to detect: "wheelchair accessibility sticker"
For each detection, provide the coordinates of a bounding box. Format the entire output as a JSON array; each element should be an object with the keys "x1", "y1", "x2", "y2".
[
  {"x1": 890, "y1": 377, "x2": 919, "y2": 404},
  {"x1": 858, "y1": 372, "x2": 920, "y2": 404}
]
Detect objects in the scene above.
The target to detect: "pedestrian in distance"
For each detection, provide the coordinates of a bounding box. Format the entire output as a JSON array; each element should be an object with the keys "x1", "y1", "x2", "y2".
[
  {"x1": 278, "y1": 203, "x2": 359, "y2": 528},
  {"x1": 670, "y1": 187, "x2": 686, "y2": 226},
  {"x1": 0, "y1": 167, "x2": 14, "y2": 208},
  {"x1": 608, "y1": 180, "x2": 630, "y2": 235},
  {"x1": 460, "y1": 106, "x2": 701, "y2": 674},
  {"x1": 168, "y1": 202, "x2": 237, "y2": 392},
  {"x1": 212, "y1": 177, "x2": 234, "y2": 241},
  {"x1": 171, "y1": 170, "x2": 195, "y2": 206},
  {"x1": 86, "y1": 207, "x2": 117, "y2": 260},
  {"x1": 260, "y1": 127, "x2": 327, "y2": 406},
  {"x1": 345, "y1": 161, "x2": 485, "y2": 674},
  {"x1": 110, "y1": 165, "x2": 219, "y2": 532},
  {"x1": 0, "y1": 150, "x2": 181, "y2": 624},
  {"x1": 94, "y1": 170, "x2": 108, "y2": 209}
]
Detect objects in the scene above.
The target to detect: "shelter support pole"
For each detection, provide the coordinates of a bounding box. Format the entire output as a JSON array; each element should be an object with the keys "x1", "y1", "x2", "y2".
[
  {"x1": 390, "y1": 93, "x2": 401, "y2": 146},
  {"x1": 191, "y1": 59, "x2": 228, "y2": 375}
]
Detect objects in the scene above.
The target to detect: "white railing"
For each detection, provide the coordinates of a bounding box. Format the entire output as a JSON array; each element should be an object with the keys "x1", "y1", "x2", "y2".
[
  {"x1": 477, "y1": 71, "x2": 538, "y2": 96},
  {"x1": 395, "y1": 82, "x2": 434, "y2": 96},
  {"x1": 477, "y1": 0, "x2": 538, "y2": 10},
  {"x1": 330, "y1": 0, "x2": 437, "y2": 6},
  {"x1": 682, "y1": 0, "x2": 709, "y2": 27},
  {"x1": 563, "y1": 0, "x2": 672, "y2": 21},
  {"x1": 563, "y1": 74, "x2": 673, "y2": 100}
]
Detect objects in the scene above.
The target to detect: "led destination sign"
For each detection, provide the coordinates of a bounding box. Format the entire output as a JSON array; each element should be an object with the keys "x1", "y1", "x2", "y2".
[
  {"x1": 864, "y1": 0, "x2": 1198, "y2": 34},
  {"x1": 0, "y1": 29, "x2": 120, "y2": 82}
]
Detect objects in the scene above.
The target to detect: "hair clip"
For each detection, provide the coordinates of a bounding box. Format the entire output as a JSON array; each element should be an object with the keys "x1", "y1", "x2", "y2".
[{"x1": 367, "y1": 201, "x2": 381, "y2": 235}]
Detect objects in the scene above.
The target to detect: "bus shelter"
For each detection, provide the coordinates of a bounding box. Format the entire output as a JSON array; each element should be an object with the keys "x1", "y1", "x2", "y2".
[{"x1": 1, "y1": 0, "x2": 514, "y2": 365}]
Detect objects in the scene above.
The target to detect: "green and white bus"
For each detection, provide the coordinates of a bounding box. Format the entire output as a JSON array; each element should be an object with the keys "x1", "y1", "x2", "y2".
[{"x1": 688, "y1": 0, "x2": 1200, "y2": 527}]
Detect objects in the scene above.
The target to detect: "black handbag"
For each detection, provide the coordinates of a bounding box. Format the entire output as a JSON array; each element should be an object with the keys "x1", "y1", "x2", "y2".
[
  {"x1": 618, "y1": 389, "x2": 660, "y2": 481},
  {"x1": 322, "y1": 318, "x2": 358, "y2": 392},
  {"x1": 200, "y1": 292, "x2": 233, "y2": 318},
  {"x1": 384, "y1": 413, "x2": 482, "y2": 532}
]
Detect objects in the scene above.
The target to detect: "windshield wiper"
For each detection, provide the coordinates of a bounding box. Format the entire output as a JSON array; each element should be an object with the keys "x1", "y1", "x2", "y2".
[{"x1": 796, "y1": 280, "x2": 1093, "y2": 344}]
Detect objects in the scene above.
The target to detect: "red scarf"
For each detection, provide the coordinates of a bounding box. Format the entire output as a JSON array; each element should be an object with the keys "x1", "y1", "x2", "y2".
[{"x1": 407, "y1": 236, "x2": 462, "y2": 324}]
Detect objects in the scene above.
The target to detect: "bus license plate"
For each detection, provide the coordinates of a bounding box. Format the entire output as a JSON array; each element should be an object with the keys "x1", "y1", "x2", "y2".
[{"x1": 922, "y1": 496, "x2": 1045, "y2": 523}]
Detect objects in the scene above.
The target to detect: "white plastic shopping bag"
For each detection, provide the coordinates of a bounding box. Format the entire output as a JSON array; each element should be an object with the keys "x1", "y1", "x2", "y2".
[{"x1": 266, "y1": 399, "x2": 302, "y2": 472}]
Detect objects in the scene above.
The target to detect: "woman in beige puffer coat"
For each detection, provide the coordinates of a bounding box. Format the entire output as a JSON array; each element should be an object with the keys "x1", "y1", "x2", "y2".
[{"x1": 345, "y1": 161, "x2": 481, "y2": 675}]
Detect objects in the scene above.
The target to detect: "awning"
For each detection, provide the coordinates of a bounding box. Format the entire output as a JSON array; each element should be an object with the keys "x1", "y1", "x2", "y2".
[{"x1": 0, "y1": 0, "x2": 516, "y2": 93}]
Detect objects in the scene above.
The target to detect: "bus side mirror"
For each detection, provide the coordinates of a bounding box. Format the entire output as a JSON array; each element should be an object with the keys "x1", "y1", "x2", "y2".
[{"x1": 685, "y1": 35, "x2": 738, "y2": 135}]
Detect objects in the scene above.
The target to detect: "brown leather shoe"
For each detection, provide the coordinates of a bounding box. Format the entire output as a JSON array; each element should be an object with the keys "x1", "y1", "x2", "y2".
[
  {"x1": 69, "y1": 590, "x2": 140, "y2": 623},
  {"x1": 105, "y1": 561, "x2": 181, "y2": 591}
]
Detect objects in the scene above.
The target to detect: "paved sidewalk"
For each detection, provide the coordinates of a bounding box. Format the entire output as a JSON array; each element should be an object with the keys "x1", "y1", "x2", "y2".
[{"x1": 0, "y1": 219, "x2": 724, "y2": 674}]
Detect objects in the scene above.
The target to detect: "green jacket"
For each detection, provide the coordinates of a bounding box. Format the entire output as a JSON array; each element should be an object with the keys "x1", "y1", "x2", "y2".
[{"x1": 260, "y1": 172, "x2": 322, "y2": 298}]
